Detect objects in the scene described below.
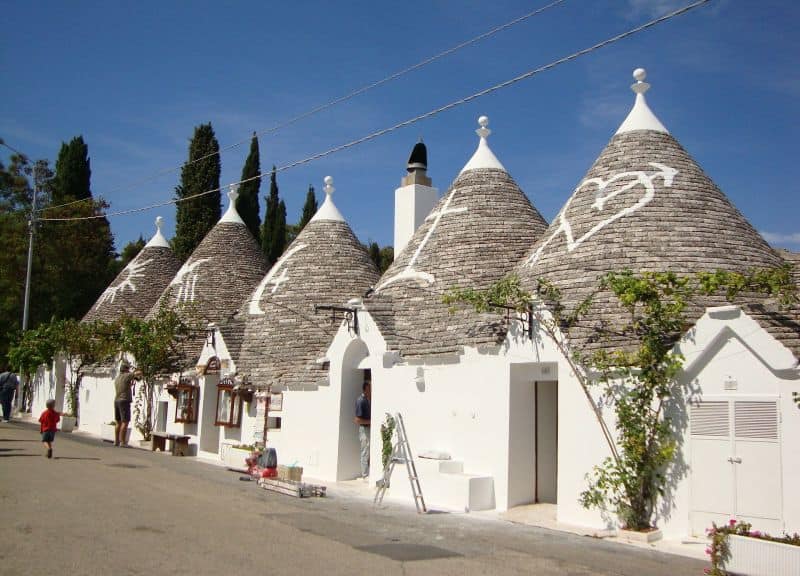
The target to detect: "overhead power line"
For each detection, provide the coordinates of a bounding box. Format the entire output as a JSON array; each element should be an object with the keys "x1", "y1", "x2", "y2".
[
  {"x1": 38, "y1": 0, "x2": 567, "y2": 214},
  {"x1": 38, "y1": 0, "x2": 713, "y2": 223},
  {"x1": 0, "y1": 137, "x2": 29, "y2": 160}
]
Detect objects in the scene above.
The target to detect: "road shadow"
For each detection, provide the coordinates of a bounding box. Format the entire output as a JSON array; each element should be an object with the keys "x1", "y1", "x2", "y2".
[
  {"x1": 0, "y1": 454, "x2": 39, "y2": 457},
  {"x1": 0, "y1": 439, "x2": 39, "y2": 442},
  {"x1": 54, "y1": 457, "x2": 102, "y2": 461}
]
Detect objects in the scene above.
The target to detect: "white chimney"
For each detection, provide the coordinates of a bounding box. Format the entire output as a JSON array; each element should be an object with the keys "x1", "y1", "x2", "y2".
[{"x1": 394, "y1": 140, "x2": 438, "y2": 257}]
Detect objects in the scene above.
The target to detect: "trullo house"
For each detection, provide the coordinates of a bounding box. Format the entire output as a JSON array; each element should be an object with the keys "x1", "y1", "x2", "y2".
[{"x1": 196, "y1": 176, "x2": 380, "y2": 467}]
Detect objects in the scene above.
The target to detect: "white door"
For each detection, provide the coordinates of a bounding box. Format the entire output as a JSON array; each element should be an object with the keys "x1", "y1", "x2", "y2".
[{"x1": 690, "y1": 399, "x2": 782, "y2": 536}]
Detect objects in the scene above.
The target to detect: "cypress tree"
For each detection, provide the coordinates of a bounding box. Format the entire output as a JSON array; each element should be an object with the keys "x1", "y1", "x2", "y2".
[
  {"x1": 49, "y1": 137, "x2": 116, "y2": 319},
  {"x1": 53, "y1": 136, "x2": 91, "y2": 204},
  {"x1": 173, "y1": 123, "x2": 221, "y2": 261},
  {"x1": 269, "y1": 200, "x2": 287, "y2": 264},
  {"x1": 236, "y1": 132, "x2": 261, "y2": 242},
  {"x1": 298, "y1": 185, "x2": 317, "y2": 231},
  {"x1": 261, "y1": 166, "x2": 279, "y2": 264}
]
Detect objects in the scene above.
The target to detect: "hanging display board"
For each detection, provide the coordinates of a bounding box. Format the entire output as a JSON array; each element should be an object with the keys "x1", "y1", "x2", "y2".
[{"x1": 254, "y1": 394, "x2": 267, "y2": 444}]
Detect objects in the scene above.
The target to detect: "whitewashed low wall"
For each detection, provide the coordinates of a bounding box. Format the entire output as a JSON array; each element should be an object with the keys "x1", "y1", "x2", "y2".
[{"x1": 726, "y1": 535, "x2": 800, "y2": 576}]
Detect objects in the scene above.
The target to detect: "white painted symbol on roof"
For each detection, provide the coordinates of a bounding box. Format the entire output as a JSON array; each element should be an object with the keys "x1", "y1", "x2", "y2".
[
  {"x1": 171, "y1": 258, "x2": 211, "y2": 303},
  {"x1": 376, "y1": 189, "x2": 467, "y2": 291},
  {"x1": 526, "y1": 162, "x2": 678, "y2": 266},
  {"x1": 269, "y1": 268, "x2": 289, "y2": 294},
  {"x1": 248, "y1": 243, "x2": 308, "y2": 315},
  {"x1": 98, "y1": 257, "x2": 152, "y2": 305}
]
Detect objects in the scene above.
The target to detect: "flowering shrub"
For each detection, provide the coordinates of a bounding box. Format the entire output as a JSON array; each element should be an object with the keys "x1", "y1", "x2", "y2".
[{"x1": 705, "y1": 519, "x2": 800, "y2": 575}]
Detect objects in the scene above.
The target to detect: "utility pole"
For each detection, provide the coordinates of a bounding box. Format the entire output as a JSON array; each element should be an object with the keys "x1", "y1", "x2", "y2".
[{"x1": 22, "y1": 163, "x2": 38, "y2": 331}]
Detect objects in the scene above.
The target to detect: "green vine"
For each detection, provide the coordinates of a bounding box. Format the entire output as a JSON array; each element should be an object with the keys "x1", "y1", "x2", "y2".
[
  {"x1": 380, "y1": 413, "x2": 396, "y2": 469},
  {"x1": 445, "y1": 268, "x2": 796, "y2": 531}
]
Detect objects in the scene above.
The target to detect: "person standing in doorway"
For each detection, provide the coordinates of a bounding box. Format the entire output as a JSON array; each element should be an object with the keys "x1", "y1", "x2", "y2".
[
  {"x1": 114, "y1": 362, "x2": 141, "y2": 447},
  {"x1": 354, "y1": 372, "x2": 371, "y2": 479},
  {"x1": 0, "y1": 367, "x2": 20, "y2": 422}
]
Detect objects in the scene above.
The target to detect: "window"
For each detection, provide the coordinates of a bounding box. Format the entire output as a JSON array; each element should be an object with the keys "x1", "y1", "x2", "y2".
[
  {"x1": 215, "y1": 378, "x2": 243, "y2": 428},
  {"x1": 174, "y1": 385, "x2": 199, "y2": 424}
]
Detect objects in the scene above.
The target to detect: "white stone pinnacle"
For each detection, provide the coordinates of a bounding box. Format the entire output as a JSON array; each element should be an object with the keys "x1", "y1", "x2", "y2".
[
  {"x1": 615, "y1": 67, "x2": 669, "y2": 135},
  {"x1": 145, "y1": 215, "x2": 170, "y2": 248},
  {"x1": 460, "y1": 115, "x2": 506, "y2": 174},
  {"x1": 220, "y1": 183, "x2": 245, "y2": 224},
  {"x1": 310, "y1": 175, "x2": 345, "y2": 222}
]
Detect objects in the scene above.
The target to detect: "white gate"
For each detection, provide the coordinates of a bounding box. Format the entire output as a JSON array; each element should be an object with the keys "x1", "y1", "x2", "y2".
[{"x1": 690, "y1": 398, "x2": 782, "y2": 536}]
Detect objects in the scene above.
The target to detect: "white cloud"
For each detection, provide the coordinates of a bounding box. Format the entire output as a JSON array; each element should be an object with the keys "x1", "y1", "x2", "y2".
[
  {"x1": 626, "y1": 0, "x2": 690, "y2": 19},
  {"x1": 759, "y1": 231, "x2": 800, "y2": 246}
]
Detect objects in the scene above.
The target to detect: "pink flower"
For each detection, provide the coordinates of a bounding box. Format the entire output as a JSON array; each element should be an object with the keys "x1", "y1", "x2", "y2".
[
  {"x1": 705, "y1": 547, "x2": 712, "y2": 555},
  {"x1": 751, "y1": 531, "x2": 761, "y2": 537},
  {"x1": 729, "y1": 518, "x2": 737, "y2": 526}
]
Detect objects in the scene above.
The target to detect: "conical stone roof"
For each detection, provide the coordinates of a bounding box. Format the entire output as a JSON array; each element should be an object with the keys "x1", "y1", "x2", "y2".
[
  {"x1": 516, "y1": 69, "x2": 793, "y2": 355},
  {"x1": 236, "y1": 177, "x2": 380, "y2": 388},
  {"x1": 148, "y1": 188, "x2": 268, "y2": 364},
  {"x1": 83, "y1": 217, "x2": 181, "y2": 323},
  {"x1": 366, "y1": 117, "x2": 548, "y2": 358}
]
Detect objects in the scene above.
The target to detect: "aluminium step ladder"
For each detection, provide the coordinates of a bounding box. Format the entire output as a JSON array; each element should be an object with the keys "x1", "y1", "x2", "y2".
[{"x1": 374, "y1": 412, "x2": 427, "y2": 513}]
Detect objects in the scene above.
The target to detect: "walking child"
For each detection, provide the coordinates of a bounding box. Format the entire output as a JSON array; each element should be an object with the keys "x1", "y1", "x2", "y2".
[{"x1": 39, "y1": 399, "x2": 60, "y2": 459}]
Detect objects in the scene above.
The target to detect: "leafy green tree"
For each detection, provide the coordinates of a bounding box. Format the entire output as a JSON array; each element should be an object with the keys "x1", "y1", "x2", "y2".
[
  {"x1": 0, "y1": 154, "x2": 35, "y2": 362},
  {"x1": 118, "y1": 236, "x2": 146, "y2": 267},
  {"x1": 109, "y1": 236, "x2": 146, "y2": 278},
  {"x1": 363, "y1": 242, "x2": 393, "y2": 274},
  {"x1": 368, "y1": 242, "x2": 380, "y2": 269},
  {"x1": 261, "y1": 167, "x2": 287, "y2": 265},
  {"x1": 236, "y1": 133, "x2": 261, "y2": 242},
  {"x1": 379, "y1": 246, "x2": 394, "y2": 274},
  {"x1": 117, "y1": 303, "x2": 200, "y2": 440},
  {"x1": 48, "y1": 318, "x2": 118, "y2": 417},
  {"x1": 7, "y1": 318, "x2": 117, "y2": 415},
  {"x1": 173, "y1": 123, "x2": 221, "y2": 261}
]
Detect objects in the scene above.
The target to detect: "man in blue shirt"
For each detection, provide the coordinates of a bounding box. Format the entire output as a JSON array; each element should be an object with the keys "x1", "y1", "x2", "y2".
[{"x1": 354, "y1": 374, "x2": 371, "y2": 479}]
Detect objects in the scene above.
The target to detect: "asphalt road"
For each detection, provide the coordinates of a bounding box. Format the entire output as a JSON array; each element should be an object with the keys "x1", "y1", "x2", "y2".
[{"x1": 0, "y1": 421, "x2": 706, "y2": 575}]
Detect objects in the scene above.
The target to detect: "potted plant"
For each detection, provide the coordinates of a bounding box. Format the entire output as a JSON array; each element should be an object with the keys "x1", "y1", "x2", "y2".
[
  {"x1": 706, "y1": 519, "x2": 800, "y2": 576},
  {"x1": 59, "y1": 413, "x2": 77, "y2": 433}
]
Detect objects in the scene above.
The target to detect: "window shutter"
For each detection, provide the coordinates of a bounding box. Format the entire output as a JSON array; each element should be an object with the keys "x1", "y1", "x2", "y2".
[
  {"x1": 691, "y1": 401, "x2": 729, "y2": 436},
  {"x1": 734, "y1": 401, "x2": 778, "y2": 440}
]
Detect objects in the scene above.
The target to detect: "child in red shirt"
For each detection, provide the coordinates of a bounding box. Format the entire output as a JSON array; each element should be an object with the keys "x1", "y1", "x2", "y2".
[{"x1": 38, "y1": 399, "x2": 60, "y2": 459}]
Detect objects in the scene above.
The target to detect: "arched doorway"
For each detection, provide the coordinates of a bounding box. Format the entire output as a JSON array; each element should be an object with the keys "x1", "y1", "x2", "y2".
[{"x1": 336, "y1": 339, "x2": 370, "y2": 480}]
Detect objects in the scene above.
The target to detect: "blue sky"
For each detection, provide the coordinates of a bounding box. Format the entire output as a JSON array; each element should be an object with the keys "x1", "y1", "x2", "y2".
[{"x1": 1, "y1": 0, "x2": 798, "y2": 252}]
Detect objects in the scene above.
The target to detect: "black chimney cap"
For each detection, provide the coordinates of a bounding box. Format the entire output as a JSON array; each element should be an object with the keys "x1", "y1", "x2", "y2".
[{"x1": 406, "y1": 141, "x2": 427, "y2": 172}]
